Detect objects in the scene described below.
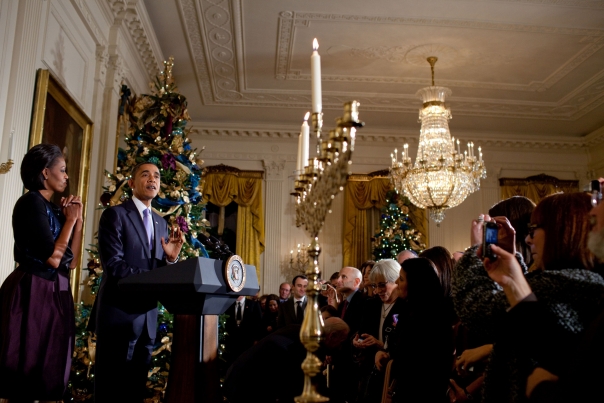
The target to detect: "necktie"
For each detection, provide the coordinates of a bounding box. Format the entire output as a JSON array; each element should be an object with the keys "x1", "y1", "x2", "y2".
[
  {"x1": 341, "y1": 300, "x2": 349, "y2": 319},
  {"x1": 143, "y1": 208, "x2": 153, "y2": 250},
  {"x1": 296, "y1": 300, "x2": 304, "y2": 323},
  {"x1": 236, "y1": 302, "x2": 242, "y2": 325}
]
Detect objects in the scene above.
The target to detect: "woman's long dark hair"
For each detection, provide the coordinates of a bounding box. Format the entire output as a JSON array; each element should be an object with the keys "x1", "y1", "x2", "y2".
[
  {"x1": 419, "y1": 246, "x2": 453, "y2": 297},
  {"x1": 402, "y1": 258, "x2": 446, "y2": 313}
]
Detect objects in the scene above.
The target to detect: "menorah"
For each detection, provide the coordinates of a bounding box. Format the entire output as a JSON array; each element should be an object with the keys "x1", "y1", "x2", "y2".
[{"x1": 291, "y1": 101, "x2": 364, "y2": 402}]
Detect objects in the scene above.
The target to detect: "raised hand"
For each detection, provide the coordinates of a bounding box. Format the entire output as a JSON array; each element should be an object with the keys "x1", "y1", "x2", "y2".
[
  {"x1": 483, "y1": 244, "x2": 532, "y2": 307},
  {"x1": 161, "y1": 225, "x2": 184, "y2": 262},
  {"x1": 491, "y1": 216, "x2": 516, "y2": 255}
]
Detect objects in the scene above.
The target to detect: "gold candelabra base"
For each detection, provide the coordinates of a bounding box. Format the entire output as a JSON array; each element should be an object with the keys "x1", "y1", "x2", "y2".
[{"x1": 0, "y1": 159, "x2": 13, "y2": 174}]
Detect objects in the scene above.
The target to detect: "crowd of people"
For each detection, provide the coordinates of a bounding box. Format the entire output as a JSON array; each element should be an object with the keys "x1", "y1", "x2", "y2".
[
  {"x1": 1, "y1": 144, "x2": 603, "y2": 403},
  {"x1": 225, "y1": 185, "x2": 604, "y2": 403}
]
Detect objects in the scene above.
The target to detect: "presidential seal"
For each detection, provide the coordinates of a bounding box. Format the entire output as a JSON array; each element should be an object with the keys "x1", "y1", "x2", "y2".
[{"x1": 224, "y1": 255, "x2": 245, "y2": 292}]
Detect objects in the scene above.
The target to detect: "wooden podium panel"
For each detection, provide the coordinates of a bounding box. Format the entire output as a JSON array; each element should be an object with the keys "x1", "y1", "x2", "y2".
[{"x1": 118, "y1": 257, "x2": 258, "y2": 403}]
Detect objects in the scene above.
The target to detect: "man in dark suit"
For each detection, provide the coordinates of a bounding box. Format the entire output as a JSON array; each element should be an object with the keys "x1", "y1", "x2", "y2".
[
  {"x1": 224, "y1": 295, "x2": 263, "y2": 365},
  {"x1": 332, "y1": 266, "x2": 366, "y2": 403},
  {"x1": 94, "y1": 162, "x2": 183, "y2": 403},
  {"x1": 335, "y1": 266, "x2": 365, "y2": 337},
  {"x1": 277, "y1": 275, "x2": 308, "y2": 328},
  {"x1": 223, "y1": 318, "x2": 350, "y2": 403}
]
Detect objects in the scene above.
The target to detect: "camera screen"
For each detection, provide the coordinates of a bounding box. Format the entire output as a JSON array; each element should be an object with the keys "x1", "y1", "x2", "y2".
[{"x1": 485, "y1": 227, "x2": 498, "y2": 243}]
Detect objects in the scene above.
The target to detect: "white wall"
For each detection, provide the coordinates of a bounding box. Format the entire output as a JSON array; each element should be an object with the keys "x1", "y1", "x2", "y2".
[
  {"x1": 192, "y1": 122, "x2": 594, "y2": 296},
  {"x1": 0, "y1": 0, "x2": 161, "y2": 294}
]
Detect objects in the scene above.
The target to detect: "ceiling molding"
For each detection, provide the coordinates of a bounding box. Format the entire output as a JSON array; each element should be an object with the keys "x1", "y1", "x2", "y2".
[
  {"x1": 188, "y1": 121, "x2": 596, "y2": 150},
  {"x1": 466, "y1": 0, "x2": 604, "y2": 9},
  {"x1": 278, "y1": 14, "x2": 604, "y2": 93},
  {"x1": 107, "y1": 0, "x2": 163, "y2": 78},
  {"x1": 174, "y1": 3, "x2": 604, "y2": 120}
]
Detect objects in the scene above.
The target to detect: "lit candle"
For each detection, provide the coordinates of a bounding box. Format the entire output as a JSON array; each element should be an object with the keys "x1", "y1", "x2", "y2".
[
  {"x1": 478, "y1": 146, "x2": 482, "y2": 162},
  {"x1": 457, "y1": 139, "x2": 461, "y2": 154},
  {"x1": 8, "y1": 129, "x2": 14, "y2": 160},
  {"x1": 301, "y1": 112, "x2": 310, "y2": 167},
  {"x1": 394, "y1": 148, "x2": 398, "y2": 163},
  {"x1": 311, "y1": 38, "x2": 322, "y2": 114},
  {"x1": 296, "y1": 130, "x2": 303, "y2": 176},
  {"x1": 404, "y1": 143, "x2": 408, "y2": 160}
]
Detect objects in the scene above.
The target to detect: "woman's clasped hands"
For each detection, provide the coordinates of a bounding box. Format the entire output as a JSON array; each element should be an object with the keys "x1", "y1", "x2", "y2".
[{"x1": 61, "y1": 195, "x2": 83, "y2": 221}]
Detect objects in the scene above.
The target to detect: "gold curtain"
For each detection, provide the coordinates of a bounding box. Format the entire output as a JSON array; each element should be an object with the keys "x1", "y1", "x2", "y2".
[
  {"x1": 343, "y1": 175, "x2": 391, "y2": 268},
  {"x1": 202, "y1": 166, "x2": 265, "y2": 279},
  {"x1": 500, "y1": 174, "x2": 579, "y2": 204}
]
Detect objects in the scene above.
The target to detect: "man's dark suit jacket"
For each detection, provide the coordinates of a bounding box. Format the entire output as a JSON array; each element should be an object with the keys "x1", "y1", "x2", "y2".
[
  {"x1": 224, "y1": 298, "x2": 263, "y2": 362},
  {"x1": 224, "y1": 325, "x2": 305, "y2": 403},
  {"x1": 93, "y1": 199, "x2": 170, "y2": 403},
  {"x1": 95, "y1": 199, "x2": 169, "y2": 340},
  {"x1": 277, "y1": 297, "x2": 307, "y2": 328},
  {"x1": 337, "y1": 290, "x2": 366, "y2": 337}
]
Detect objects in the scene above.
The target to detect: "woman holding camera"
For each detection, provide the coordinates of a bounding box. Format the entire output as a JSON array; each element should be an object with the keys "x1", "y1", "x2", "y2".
[{"x1": 452, "y1": 192, "x2": 604, "y2": 403}]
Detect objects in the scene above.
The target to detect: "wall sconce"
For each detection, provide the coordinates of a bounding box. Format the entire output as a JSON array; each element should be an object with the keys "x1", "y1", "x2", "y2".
[
  {"x1": 289, "y1": 243, "x2": 310, "y2": 274},
  {"x1": 1, "y1": 129, "x2": 14, "y2": 174}
]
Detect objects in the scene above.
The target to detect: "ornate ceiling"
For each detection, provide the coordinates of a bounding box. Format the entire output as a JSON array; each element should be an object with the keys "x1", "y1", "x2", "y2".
[{"x1": 142, "y1": 0, "x2": 604, "y2": 139}]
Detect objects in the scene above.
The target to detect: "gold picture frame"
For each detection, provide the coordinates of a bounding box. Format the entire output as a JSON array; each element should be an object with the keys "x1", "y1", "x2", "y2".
[{"x1": 29, "y1": 69, "x2": 93, "y2": 301}]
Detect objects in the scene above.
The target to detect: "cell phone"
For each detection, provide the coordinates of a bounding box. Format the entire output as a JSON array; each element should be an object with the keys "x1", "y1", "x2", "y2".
[
  {"x1": 357, "y1": 337, "x2": 365, "y2": 343},
  {"x1": 392, "y1": 314, "x2": 399, "y2": 325},
  {"x1": 321, "y1": 284, "x2": 328, "y2": 291},
  {"x1": 482, "y1": 221, "x2": 498, "y2": 260}
]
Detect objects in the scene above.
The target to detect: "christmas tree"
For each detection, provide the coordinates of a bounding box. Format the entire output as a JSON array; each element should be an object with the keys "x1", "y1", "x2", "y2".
[
  {"x1": 372, "y1": 190, "x2": 426, "y2": 261},
  {"x1": 68, "y1": 57, "x2": 213, "y2": 403}
]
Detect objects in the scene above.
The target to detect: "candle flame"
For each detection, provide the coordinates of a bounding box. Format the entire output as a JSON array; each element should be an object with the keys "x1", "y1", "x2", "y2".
[
  {"x1": 313, "y1": 38, "x2": 319, "y2": 51},
  {"x1": 304, "y1": 111, "x2": 310, "y2": 121}
]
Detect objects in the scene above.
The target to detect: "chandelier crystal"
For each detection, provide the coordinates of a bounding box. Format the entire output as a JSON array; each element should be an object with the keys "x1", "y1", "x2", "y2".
[{"x1": 390, "y1": 57, "x2": 486, "y2": 224}]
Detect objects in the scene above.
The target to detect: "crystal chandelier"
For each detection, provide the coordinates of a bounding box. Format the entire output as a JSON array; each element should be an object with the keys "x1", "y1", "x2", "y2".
[{"x1": 390, "y1": 56, "x2": 486, "y2": 224}]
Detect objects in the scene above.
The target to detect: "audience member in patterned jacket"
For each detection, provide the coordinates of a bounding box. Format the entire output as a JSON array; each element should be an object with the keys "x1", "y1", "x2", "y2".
[{"x1": 452, "y1": 192, "x2": 604, "y2": 403}]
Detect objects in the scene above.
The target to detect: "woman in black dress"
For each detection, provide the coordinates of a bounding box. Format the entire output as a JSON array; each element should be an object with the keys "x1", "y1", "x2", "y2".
[
  {"x1": 0, "y1": 144, "x2": 83, "y2": 401},
  {"x1": 376, "y1": 258, "x2": 454, "y2": 403}
]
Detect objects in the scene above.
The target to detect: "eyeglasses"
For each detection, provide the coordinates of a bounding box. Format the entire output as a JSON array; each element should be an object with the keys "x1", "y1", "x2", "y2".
[
  {"x1": 369, "y1": 282, "x2": 389, "y2": 289},
  {"x1": 527, "y1": 224, "x2": 541, "y2": 239}
]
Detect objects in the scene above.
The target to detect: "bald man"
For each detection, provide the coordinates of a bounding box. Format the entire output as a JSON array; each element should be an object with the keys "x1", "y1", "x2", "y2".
[
  {"x1": 334, "y1": 266, "x2": 365, "y2": 337},
  {"x1": 331, "y1": 267, "x2": 366, "y2": 403},
  {"x1": 396, "y1": 249, "x2": 418, "y2": 265}
]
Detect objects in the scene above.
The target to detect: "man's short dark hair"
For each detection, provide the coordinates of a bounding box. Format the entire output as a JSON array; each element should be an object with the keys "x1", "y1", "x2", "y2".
[
  {"x1": 130, "y1": 161, "x2": 159, "y2": 179},
  {"x1": 292, "y1": 274, "x2": 307, "y2": 285},
  {"x1": 21, "y1": 144, "x2": 63, "y2": 190}
]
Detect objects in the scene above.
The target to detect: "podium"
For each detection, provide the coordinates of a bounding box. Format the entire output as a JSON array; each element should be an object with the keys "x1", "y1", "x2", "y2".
[{"x1": 119, "y1": 256, "x2": 259, "y2": 403}]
